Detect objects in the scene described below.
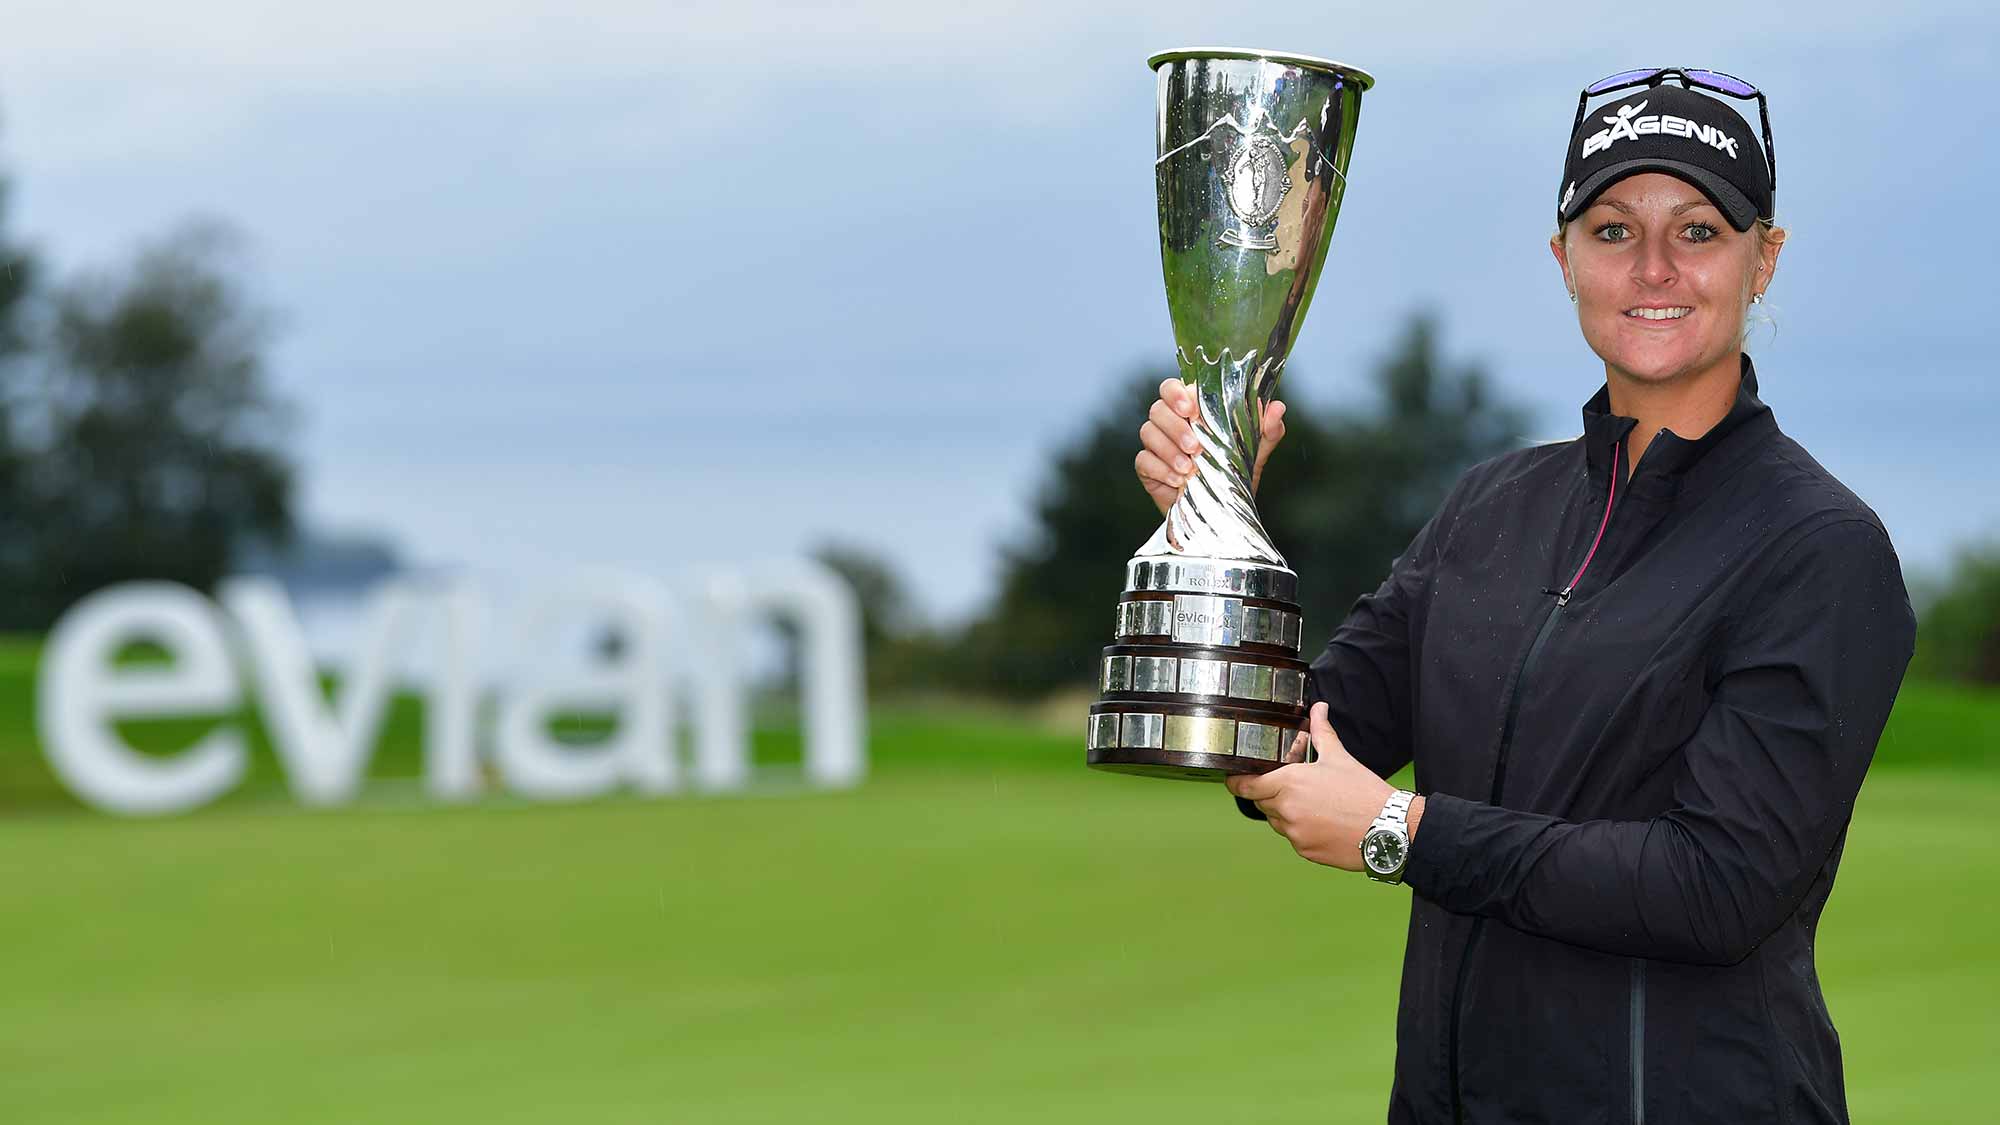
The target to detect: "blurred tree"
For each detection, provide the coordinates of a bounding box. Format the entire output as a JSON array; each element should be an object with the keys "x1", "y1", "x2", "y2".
[
  {"x1": 955, "y1": 374, "x2": 1166, "y2": 696},
  {"x1": 959, "y1": 310, "x2": 1529, "y2": 698},
  {"x1": 807, "y1": 540, "x2": 947, "y2": 694},
  {"x1": 812, "y1": 540, "x2": 920, "y2": 648},
  {"x1": 0, "y1": 172, "x2": 44, "y2": 606},
  {"x1": 1912, "y1": 540, "x2": 2000, "y2": 685},
  {"x1": 1263, "y1": 312, "x2": 1530, "y2": 641},
  {"x1": 0, "y1": 180, "x2": 32, "y2": 362},
  {"x1": 0, "y1": 221, "x2": 296, "y2": 629}
]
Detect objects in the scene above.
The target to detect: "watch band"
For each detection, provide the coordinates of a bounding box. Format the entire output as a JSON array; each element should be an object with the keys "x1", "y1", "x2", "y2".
[
  {"x1": 1377, "y1": 789, "x2": 1414, "y2": 830},
  {"x1": 1363, "y1": 789, "x2": 1417, "y2": 884}
]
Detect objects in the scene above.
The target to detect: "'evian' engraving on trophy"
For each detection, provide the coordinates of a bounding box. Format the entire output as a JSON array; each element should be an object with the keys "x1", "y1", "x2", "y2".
[
  {"x1": 1171, "y1": 593, "x2": 1242, "y2": 646},
  {"x1": 1220, "y1": 135, "x2": 1291, "y2": 250}
]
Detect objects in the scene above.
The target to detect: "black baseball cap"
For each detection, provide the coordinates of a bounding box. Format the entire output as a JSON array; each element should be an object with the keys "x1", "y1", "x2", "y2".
[{"x1": 1557, "y1": 83, "x2": 1773, "y2": 231}]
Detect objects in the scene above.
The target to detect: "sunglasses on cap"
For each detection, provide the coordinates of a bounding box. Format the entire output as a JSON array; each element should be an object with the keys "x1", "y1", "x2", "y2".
[{"x1": 1572, "y1": 68, "x2": 1776, "y2": 199}]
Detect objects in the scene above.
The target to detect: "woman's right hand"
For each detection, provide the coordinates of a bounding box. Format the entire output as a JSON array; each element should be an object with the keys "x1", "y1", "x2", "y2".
[{"x1": 1135, "y1": 377, "x2": 1288, "y2": 517}]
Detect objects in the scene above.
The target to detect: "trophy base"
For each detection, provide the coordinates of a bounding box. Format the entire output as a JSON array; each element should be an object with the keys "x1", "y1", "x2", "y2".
[
  {"x1": 1085, "y1": 746, "x2": 1283, "y2": 781},
  {"x1": 1086, "y1": 556, "x2": 1308, "y2": 784}
]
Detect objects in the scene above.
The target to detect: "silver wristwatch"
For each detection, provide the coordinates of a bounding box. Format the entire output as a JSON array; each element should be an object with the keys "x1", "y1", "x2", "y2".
[{"x1": 1361, "y1": 790, "x2": 1416, "y2": 884}]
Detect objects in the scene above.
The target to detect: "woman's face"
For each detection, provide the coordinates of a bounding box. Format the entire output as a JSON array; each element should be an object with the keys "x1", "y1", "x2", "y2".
[{"x1": 1550, "y1": 173, "x2": 1782, "y2": 388}]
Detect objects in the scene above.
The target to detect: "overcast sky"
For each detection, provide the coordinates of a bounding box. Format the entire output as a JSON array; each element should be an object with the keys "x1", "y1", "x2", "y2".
[{"x1": 3, "y1": 1, "x2": 1994, "y2": 622}]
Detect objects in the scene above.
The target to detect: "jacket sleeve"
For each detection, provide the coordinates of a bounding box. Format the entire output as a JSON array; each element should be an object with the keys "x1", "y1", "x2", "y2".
[
  {"x1": 1401, "y1": 518, "x2": 1916, "y2": 965},
  {"x1": 1236, "y1": 494, "x2": 1450, "y2": 821}
]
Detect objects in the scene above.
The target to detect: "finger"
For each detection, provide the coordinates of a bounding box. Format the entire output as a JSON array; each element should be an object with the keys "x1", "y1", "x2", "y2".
[
  {"x1": 1162, "y1": 379, "x2": 1199, "y2": 419},
  {"x1": 1137, "y1": 455, "x2": 1183, "y2": 513},
  {"x1": 1250, "y1": 402, "x2": 1286, "y2": 496},
  {"x1": 1228, "y1": 766, "x2": 1286, "y2": 802},
  {"x1": 1282, "y1": 729, "x2": 1310, "y2": 764},
  {"x1": 1261, "y1": 399, "x2": 1287, "y2": 446},
  {"x1": 1140, "y1": 419, "x2": 1195, "y2": 477},
  {"x1": 1135, "y1": 449, "x2": 1184, "y2": 495},
  {"x1": 1149, "y1": 399, "x2": 1201, "y2": 457}
]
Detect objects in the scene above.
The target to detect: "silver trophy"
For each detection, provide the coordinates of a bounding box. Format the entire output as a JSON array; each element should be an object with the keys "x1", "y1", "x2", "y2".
[{"x1": 1088, "y1": 48, "x2": 1372, "y2": 780}]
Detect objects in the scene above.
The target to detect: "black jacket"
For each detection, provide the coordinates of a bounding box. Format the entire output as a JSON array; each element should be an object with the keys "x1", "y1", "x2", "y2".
[{"x1": 1241, "y1": 355, "x2": 1915, "y2": 1123}]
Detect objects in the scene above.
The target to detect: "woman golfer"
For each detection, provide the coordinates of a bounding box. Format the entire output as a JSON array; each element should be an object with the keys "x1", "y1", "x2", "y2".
[{"x1": 1135, "y1": 69, "x2": 1913, "y2": 1124}]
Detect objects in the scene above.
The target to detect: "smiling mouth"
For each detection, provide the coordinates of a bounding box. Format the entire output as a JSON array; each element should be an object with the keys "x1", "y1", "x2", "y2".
[{"x1": 1625, "y1": 307, "x2": 1692, "y2": 321}]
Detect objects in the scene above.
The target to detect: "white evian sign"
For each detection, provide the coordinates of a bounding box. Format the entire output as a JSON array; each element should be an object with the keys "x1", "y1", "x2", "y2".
[{"x1": 35, "y1": 567, "x2": 864, "y2": 815}]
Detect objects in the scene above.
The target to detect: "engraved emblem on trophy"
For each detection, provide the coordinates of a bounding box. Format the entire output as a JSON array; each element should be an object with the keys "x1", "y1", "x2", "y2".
[
  {"x1": 1218, "y1": 134, "x2": 1291, "y2": 250},
  {"x1": 1088, "y1": 48, "x2": 1372, "y2": 780}
]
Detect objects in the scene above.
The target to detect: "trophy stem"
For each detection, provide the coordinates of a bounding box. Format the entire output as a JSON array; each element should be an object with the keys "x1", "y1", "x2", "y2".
[
  {"x1": 1133, "y1": 460, "x2": 1283, "y2": 566},
  {"x1": 1135, "y1": 352, "x2": 1285, "y2": 566}
]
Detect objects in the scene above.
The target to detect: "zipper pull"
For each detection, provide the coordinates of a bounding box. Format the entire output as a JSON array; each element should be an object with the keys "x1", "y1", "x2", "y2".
[{"x1": 1555, "y1": 586, "x2": 1574, "y2": 608}]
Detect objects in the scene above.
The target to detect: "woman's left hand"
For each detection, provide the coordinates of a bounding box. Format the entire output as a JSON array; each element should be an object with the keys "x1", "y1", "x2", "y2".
[{"x1": 1225, "y1": 702, "x2": 1396, "y2": 871}]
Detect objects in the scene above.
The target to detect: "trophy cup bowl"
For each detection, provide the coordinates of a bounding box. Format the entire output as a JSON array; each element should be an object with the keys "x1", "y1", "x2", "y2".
[{"x1": 1088, "y1": 48, "x2": 1371, "y2": 781}]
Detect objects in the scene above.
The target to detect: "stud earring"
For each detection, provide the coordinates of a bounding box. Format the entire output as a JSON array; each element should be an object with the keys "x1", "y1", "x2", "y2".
[
  {"x1": 1568, "y1": 291, "x2": 1578, "y2": 304},
  {"x1": 1752, "y1": 293, "x2": 1764, "y2": 304}
]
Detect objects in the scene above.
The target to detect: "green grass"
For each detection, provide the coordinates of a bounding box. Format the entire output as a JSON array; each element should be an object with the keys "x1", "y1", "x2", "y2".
[
  {"x1": 2, "y1": 631, "x2": 1998, "y2": 1121},
  {"x1": 1, "y1": 702, "x2": 1997, "y2": 1122},
  {"x1": 1872, "y1": 678, "x2": 2000, "y2": 770}
]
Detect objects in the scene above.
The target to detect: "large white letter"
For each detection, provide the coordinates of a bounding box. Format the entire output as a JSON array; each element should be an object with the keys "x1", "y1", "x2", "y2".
[
  {"x1": 756, "y1": 560, "x2": 868, "y2": 788},
  {"x1": 687, "y1": 574, "x2": 751, "y2": 792},
  {"x1": 494, "y1": 573, "x2": 676, "y2": 799},
  {"x1": 761, "y1": 563, "x2": 866, "y2": 789},
  {"x1": 686, "y1": 563, "x2": 866, "y2": 791},
  {"x1": 37, "y1": 583, "x2": 246, "y2": 815},
  {"x1": 422, "y1": 584, "x2": 486, "y2": 801},
  {"x1": 221, "y1": 576, "x2": 426, "y2": 806}
]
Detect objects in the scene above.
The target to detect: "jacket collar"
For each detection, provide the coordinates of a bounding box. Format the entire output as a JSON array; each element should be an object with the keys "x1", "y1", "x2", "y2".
[{"x1": 1581, "y1": 353, "x2": 1776, "y2": 493}]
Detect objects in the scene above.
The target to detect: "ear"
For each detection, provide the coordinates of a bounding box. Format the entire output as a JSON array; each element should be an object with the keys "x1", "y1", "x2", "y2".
[
  {"x1": 1753, "y1": 226, "x2": 1786, "y2": 298},
  {"x1": 1549, "y1": 231, "x2": 1573, "y2": 296}
]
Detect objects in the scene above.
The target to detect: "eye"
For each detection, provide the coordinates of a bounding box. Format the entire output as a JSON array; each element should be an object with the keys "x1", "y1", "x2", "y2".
[
  {"x1": 1593, "y1": 222, "x2": 1630, "y2": 243},
  {"x1": 1684, "y1": 222, "x2": 1719, "y2": 243}
]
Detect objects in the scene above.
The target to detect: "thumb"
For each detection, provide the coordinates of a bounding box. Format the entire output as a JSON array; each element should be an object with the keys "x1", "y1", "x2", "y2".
[
  {"x1": 1308, "y1": 700, "x2": 1331, "y2": 732},
  {"x1": 1251, "y1": 400, "x2": 1286, "y2": 493},
  {"x1": 1263, "y1": 398, "x2": 1287, "y2": 440},
  {"x1": 1307, "y1": 701, "x2": 1345, "y2": 760}
]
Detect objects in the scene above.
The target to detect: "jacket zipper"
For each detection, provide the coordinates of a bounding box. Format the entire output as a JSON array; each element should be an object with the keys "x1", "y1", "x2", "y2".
[
  {"x1": 1630, "y1": 958, "x2": 1647, "y2": 1125},
  {"x1": 1449, "y1": 441, "x2": 1622, "y2": 1124}
]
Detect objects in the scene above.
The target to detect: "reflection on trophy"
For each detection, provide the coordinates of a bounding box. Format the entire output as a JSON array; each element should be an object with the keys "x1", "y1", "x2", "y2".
[{"x1": 1088, "y1": 48, "x2": 1372, "y2": 780}]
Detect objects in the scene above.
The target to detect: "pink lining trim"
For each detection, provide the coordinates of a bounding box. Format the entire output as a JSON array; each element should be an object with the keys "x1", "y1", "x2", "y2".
[{"x1": 1565, "y1": 440, "x2": 1619, "y2": 595}]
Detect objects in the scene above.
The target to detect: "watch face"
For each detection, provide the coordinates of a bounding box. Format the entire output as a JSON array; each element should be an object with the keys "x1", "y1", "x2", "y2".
[{"x1": 1363, "y1": 829, "x2": 1407, "y2": 874}]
